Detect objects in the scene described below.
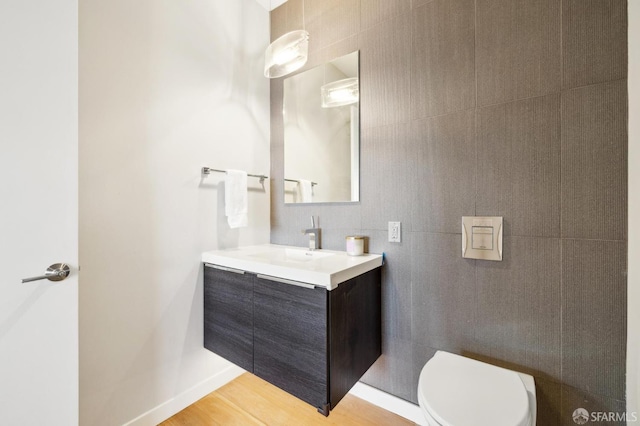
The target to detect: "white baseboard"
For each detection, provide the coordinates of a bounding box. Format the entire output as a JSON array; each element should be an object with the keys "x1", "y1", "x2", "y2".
[
  {"x1": 123, "y1": 364, "x2": 245, "y2": 426},
  {"x1": 348, "y1": 382, "x2": 427, "y2": 426}
]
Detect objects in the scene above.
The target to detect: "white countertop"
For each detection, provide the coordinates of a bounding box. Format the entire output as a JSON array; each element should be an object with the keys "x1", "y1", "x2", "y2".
[{"x1": 201, "y1": 244, "x2": 383, "y2": 290}]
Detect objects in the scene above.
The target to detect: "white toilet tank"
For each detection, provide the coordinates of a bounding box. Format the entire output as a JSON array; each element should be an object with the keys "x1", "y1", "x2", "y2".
[{"x1": 417, "y1": 351, "x2": 537, "y2": 426}]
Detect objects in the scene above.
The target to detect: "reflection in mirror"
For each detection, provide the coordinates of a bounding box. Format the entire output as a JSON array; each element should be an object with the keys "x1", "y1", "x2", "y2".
[{"x1": 283, "y1": 51, "x2": 359, "y2": 203}]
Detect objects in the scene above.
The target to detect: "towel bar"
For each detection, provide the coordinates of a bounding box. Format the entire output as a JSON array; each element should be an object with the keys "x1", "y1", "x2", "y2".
[
  {"x1": 284, "y1": 178, "x2": 318, "y2": 187},
  {"x1": 202, "y1": 167, "x2": 268, "y2": 184}
]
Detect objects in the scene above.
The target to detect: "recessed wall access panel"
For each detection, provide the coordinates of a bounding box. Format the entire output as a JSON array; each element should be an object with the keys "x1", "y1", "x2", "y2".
[{"x1": 462, "y1": 216, "x2": 503, "y2": 261}]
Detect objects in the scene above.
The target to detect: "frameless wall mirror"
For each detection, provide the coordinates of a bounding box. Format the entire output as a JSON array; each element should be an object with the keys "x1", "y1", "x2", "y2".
[{"x1": 283, "y1": 51, "x2": 360, "y2": 204}]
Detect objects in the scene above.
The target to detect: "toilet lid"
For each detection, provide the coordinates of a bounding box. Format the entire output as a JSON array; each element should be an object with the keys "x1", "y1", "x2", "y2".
[{"x1": 418, "y1": 351, "x2": 530, "y2": 426}]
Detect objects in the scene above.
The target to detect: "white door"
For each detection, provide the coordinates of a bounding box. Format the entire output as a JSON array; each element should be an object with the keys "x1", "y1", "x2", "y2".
[{"x1": 0, "y1": 0, "x2": 79, "y2": 425}]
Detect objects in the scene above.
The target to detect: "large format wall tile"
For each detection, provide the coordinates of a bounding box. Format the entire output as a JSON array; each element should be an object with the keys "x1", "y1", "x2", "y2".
[
  {"x1": 304, "y1": 0, "x2": 360, "y2": 53},
  {"x1": 360, "y1": 124, "x2": 416, "y2": 231},
  {"x1": 368, "y1": 230, "x2": 413, "y2": 341},
  {"x1": 361, "y1": 231, "x2": 414, "y2": 400},
  {"x1": 320, "y1": 227, "x2": 364, "y2": 251},
  {"x1": 361, "y1": 338, "x2": 415, "y2": 403},
  {"x1": 561, "y1": 384, "x2": 627, "y2": 426},
  {"x1": 359, "y1": 13, "x2": 411, "y2": 128},
  {"x1": 270, "y1": 79, "x2": 284, "y2": 148},
  {"x1": 562, "y1": 239, "x2": 627, "y2": 401},
  {"x1": 476, "y1": 95, "x2": 561, "y2": 237},
  {"x1": 411, "y1": 233, "x2": 477, "y2": 352},
  {"x1": 476, "y1": 0, "x2": 561, "y2": 106},
  {"x1": 563, "y1": 0, "x2": 627, "y2": 89},
  {"x1": 313, "y1": 204, "x2": 362, "y2": 231},
  {"x1": 535, "y1": 377, "x2": 562, "y2": 426},
  {"x1": 410, "y1": 110, "x2": 476, "y2": 233},
  {"x1": 411, "y1": 0, "x2": 475, "y2": 119},
  {"x1": 269, "y1": 0, "x2": 628, "y2": 409},
  {"x1": 410, "y1": 343, "x2": 440, "y2": 404},
  {"x1": 303, "y1": 36, "x2": 359, "y2": 70},
  {"x1": 360, "y1": 0, "x2": 410, "y2": 31},
  {"x1": 270, "y1": 144, "x2": 285, "y2": 236},
  {"x1": 270, "y1": 0, "x2": 304, "y2": 42},
  {"x1": 475, "y1": 237, "x2": 561, "y2": 381},
  {"x1": 411, "y1": 0, "x2": 435, "y2": 8},
  {"x1": 561, "y1": 81, "x2": 628, "y2": 241},
  {"x1": 275, "y1": 203, "x2": 361, "y2": 237}
]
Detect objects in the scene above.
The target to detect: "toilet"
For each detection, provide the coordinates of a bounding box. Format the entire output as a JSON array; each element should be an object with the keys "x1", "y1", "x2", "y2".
[{"x1": 417, "y1": 351, "x2": 537, "y2": 426}]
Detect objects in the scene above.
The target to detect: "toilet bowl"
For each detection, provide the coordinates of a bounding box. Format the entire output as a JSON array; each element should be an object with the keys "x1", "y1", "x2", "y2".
[{"x1": 417, "y1": 351, "x2": 537, "y2": 426}]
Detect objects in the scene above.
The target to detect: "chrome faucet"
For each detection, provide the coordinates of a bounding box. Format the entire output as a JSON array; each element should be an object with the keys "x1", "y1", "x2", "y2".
[{"x1": 302, "y1": 216, "x2": 321, "y2": 250}]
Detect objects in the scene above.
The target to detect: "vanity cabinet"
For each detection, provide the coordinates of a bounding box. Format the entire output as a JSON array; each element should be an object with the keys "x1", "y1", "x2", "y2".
[
  {"x1": 203, "y1": 265, "x2": 254, "y2": 372},
  {"x1": 253, "y1": 277, "x2": 328, "y2": 411},
  {"x1": 203, "y1": 264, "x2": 382, "y2": 416}
]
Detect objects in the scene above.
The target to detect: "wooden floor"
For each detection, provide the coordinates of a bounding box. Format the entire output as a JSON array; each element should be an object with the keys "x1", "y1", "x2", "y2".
[{"x1": 161, "y1": 373, "x2": 416, "y2": 426}]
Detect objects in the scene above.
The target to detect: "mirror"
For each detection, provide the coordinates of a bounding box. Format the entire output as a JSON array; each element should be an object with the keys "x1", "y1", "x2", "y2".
[{"x1": 283, "y1": 51, "x2": 359, "y2": 204}]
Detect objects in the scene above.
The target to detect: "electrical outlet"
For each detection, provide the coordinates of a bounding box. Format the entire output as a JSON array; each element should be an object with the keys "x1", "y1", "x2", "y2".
[{"x1": 388, "y1": 221, "x2": 401, "y2": 243}]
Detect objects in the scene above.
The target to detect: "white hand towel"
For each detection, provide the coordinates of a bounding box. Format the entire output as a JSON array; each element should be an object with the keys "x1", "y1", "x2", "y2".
[
  {"x1": 298, "y1": 179, "x2": 313, "y2": 203},
  {"x1": 224, "y1": 169, "x2": 248, "y2": 228}
]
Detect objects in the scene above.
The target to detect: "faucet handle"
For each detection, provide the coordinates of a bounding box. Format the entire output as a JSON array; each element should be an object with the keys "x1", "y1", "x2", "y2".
[{"x1": 310, "y1": 216, "x2": 315, "y2": 228}]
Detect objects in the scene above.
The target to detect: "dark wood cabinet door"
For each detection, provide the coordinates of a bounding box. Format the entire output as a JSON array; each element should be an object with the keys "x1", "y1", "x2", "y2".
[
  {"x1": 253, "y1": 277, "x2": 328, "y2": 410},
  {"x1": 203, "y1": 265, "x2": 254, "y2": 372},
  {"x1": 329, "y1": 267, "x2": 382, "y2": 408}
]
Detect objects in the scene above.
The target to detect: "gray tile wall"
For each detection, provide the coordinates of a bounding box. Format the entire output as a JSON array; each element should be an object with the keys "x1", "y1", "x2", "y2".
[{"x1": 270, "y1": 1, "x2": 628, "y2": 423}]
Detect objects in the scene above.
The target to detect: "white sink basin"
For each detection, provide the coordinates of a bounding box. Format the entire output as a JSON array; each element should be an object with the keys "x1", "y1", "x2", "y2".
[
  {"x1": 201, "y1": 244, "x2": 383, "y2": 290},
  {"x1": 250, "y1": 248, "x2": 335, "y2": 263}
]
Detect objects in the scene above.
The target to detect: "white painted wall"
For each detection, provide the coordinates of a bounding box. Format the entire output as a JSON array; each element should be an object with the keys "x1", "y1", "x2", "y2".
[
  {"x1": 79, "y1": 1, "x2": 270, "y2": 424},
  {"x1": 628, "y1": 2, "x2": 639, "y2": 419}
]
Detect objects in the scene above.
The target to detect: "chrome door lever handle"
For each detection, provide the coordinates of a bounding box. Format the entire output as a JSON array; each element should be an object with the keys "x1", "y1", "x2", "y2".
[{"x1": 22, "y1": 263, "x2": 70, "y2": 283}]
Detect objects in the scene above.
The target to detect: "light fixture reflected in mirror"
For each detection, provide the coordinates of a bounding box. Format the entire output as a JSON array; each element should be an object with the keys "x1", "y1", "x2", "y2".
[
  {"x1": 321, "y1": 77, "x2": 359, "y2": 108},
  {"x1": 264, "y1": 29, "x2": 309, "y2": 78}
]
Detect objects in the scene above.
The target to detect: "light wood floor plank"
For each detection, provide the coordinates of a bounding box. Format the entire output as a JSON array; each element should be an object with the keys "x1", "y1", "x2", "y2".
[
  {"x1": 161, "y1": 373, "x2": 416, "y2": 426},
  {"x1": 161, "y1": 392, "x2": 265, "y2": 426}
]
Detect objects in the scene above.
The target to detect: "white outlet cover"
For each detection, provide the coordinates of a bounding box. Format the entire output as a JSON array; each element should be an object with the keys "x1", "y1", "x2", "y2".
[{"x1": 388, "y1": 221, "x2": 401, "y2": 243}]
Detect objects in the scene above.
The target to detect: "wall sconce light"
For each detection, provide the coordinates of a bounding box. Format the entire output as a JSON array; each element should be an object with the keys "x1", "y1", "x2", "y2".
[
  {"x1": 321, "y1": 77, "x2": 359, "y2": 108},
  {"x1": 264, "y1": 29, "x2": 310, "y2": 78}
]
